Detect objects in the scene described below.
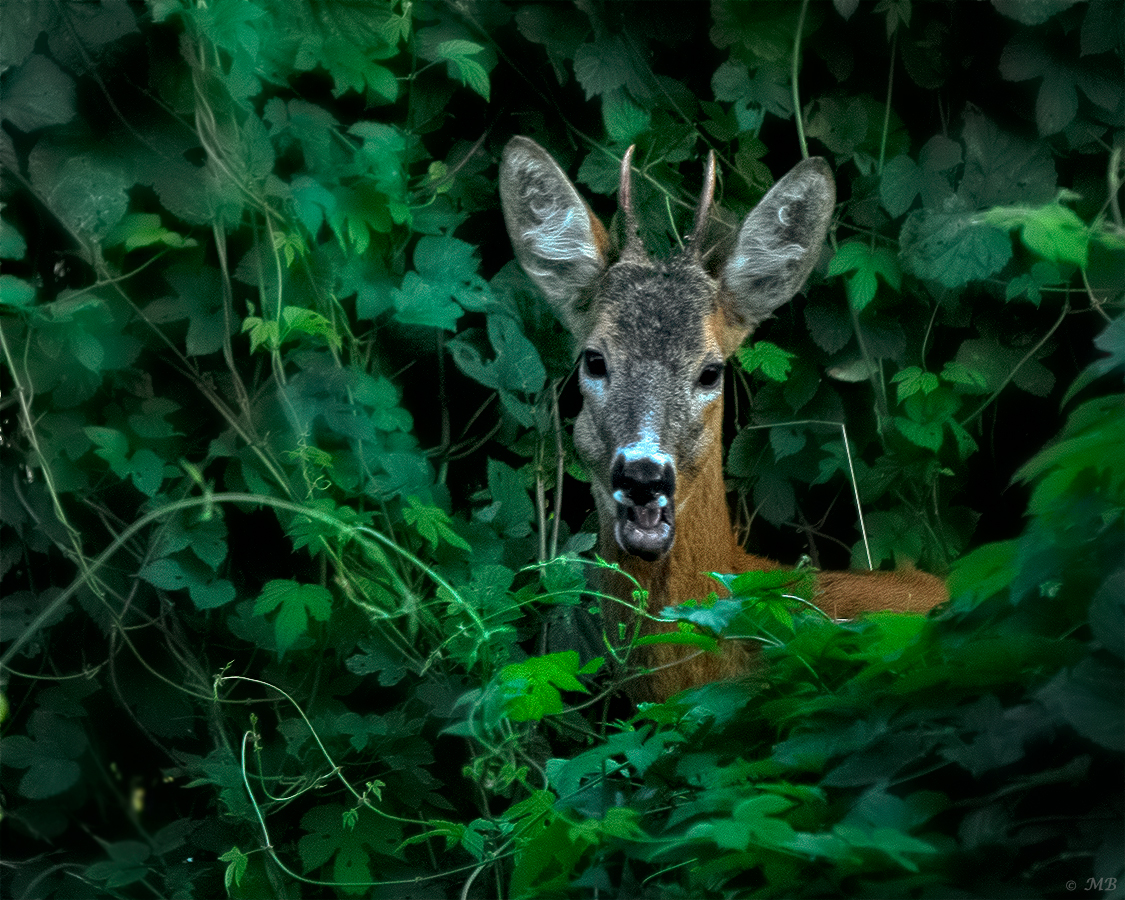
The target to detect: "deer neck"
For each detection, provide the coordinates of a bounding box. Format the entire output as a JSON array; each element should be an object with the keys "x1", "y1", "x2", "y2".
[
  {"x1": 593, "y1": 408, "x2": 761, "y2": 702},
  {"x1": 596, "y1": 418, "x2": 741, "y2": 621}
]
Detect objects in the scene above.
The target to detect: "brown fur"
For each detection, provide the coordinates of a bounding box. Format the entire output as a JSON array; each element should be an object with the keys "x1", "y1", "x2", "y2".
[
  {"x1": 500, "y1": 137, "x2": 948, "y2": 704},
  {"x1": 597, "y1": 410, "x2": 947, "y2": 703}
]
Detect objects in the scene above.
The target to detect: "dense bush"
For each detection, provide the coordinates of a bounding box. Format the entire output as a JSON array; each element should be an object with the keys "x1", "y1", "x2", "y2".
[{"x1": 1, "y1": 1, "x2": 1121, "y2": 897}]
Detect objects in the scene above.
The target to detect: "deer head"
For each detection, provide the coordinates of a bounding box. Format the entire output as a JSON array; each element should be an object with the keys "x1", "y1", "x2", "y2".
[{"x1": 499, "y1": 137, "x2": 835, "y2": 562}]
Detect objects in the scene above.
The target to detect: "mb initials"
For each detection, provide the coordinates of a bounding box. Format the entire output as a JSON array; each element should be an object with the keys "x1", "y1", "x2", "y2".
[{"x1": 1087, "y1": 878, "x2": 1118, "y2": 891}]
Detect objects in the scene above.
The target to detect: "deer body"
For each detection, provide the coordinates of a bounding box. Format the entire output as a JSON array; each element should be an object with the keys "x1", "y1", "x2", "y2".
[{"x1": 500, "y1": 137, "x2": 947, "y2": 703}]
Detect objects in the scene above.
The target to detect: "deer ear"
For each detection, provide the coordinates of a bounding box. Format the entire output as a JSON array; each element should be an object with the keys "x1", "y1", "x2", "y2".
[
  {"x1": 500, "y1": 137, "x2": 609, "y2": 337},
  {"x1": 720, "y1": 157, "x2": 835, "y2": 350}
]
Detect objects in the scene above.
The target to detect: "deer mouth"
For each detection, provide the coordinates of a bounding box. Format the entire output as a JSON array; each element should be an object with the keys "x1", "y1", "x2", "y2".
[
  {"x1": 610, "y1": 452, "x2": 677, "y2": 561},
  {"x1": 614, "y1": 496, "x2": 675, "y2": 561}
]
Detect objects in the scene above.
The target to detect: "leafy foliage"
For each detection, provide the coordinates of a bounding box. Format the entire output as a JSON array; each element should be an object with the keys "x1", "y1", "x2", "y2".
[{"x1": 1, "y1": 1, "x2": 1121, "y2": 898}]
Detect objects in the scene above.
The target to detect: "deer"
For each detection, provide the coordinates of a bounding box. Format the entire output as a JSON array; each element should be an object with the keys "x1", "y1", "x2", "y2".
[{"x1": 499, "y1": 136, "x2": 948, "y2": 704}]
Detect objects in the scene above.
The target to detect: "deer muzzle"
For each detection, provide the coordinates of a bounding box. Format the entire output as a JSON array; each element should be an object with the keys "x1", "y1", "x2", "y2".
[{"x1": 611, "y1": 453, "x2": 676, "y2": 561}]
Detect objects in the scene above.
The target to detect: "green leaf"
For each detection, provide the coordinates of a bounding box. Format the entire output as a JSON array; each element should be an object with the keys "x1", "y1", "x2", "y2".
[
  {"x1": 0, "y1": 216, "x2": 27, "y2": 260},
  {"x1": 0, "y1": 2, "x2": 56, "y2": 71},
  {"x1": 899, "y1": 209, "x2": 1013, "y2": 287},
  {"x1": 959, "y1": 109, "x2": 1057, "y2": 207},
  {"x1": 436, "y1": 40, "x2": 490, "y2": 101},
  {"x1": 346, "y1": 636, "x2": 408, "y2": 687},
  {"x1": 938, "y1": 361, "x2": 989, "y2": 392},
  {"x1": 403, "y1": 496, "x2": 471, "y2": 552},
  {"x1": 806, "y1": 95, "x2": 865, "y2": 152},
  {"x1": 578, "y1": 148, "x2": 624, "y2": 194},
  {"x1": 1038, "y1": 657, "x2": 1125, "y2": 751},
  {"x1": 85, "y1": 426, "x2": 130, "y2": 473},
  {"x1": 0, "y1": 275, "x2": 35, "y2": 308},
  {"x1": 85, "y1": 841, "x2": 151, "y2": 889},
  {"x1": 984, "y1": 202, "x2": 1090, "y2": 267},
  {"x1": 603, "y1": 89, "x2": 651, "y2": 145},
  {"x1": 880, "y1": 154, "x2": 922, "y2": 218},
  {"x1": 391, "y1": 274, "x2": 461, "y2": 330},
  {"x1": 828, "y1": 242, "x2": 901, "y2": 311},
  {"x1": 501, "y1": 650, "x2": 588, "y2": 722},
  {"x1": 804, "y1": 298, "x2": 852, "y2": 355},
  {"x1": 892, "y1": 367, "x2": 940, "y2": 401},
  {"x1": 298, "y1": 805, "x2": 403, "y2": 895},
  {"x1": 573, "y1": 36, "x2": 630, "y2": 99},
  {"x1": 19, "y1": 756, "x2": 82, "y2": 800},
  {"x1": 139, "y1": 558, "x2": 190, "y2": 591},
  {"x1": 103, "y1": 213, "x2": 197, "y2": 251},
  {"x1": 85, "y1": 427, "x2": 172, "y2": 496},
  {"x1": 712, "y1": 61, "x2": 751, "y2": 102},
  {"x1": 253, "y1": 580, "x2": 334, "y2": 657},
  {"x1": 41, "y1": 155, "x2": 131, "y2": 243},
  {"x1": 392, "y1": 236, "x2": 483, "y2": 331},
  {"x1": 282, "y1": 305, "x2": 342, "y2": 348},
  {"x1": 1016, "y1": 395, "x2": 1125, "y2": 513},
  {"x1": 1005, "y1": 260, "x2": 1063, "y2": 306},
  {"x1": 1035, "y1": 68, "x2": 1079, "y2": 136},
  {"x1": 570, "y1": 807, "x2": 644, "y2": 844},
  {"x1": 1089, "y1": 570, "x2": 1125, "y2": 660},
  {"x1": 737, "y1": 341, "x2": 795, "y2": 381},
  {"x1": 129, "y1": 397, "x2": 183, "y2": 440},
  {"x1": 220, "y1": 847, "x2": 249, "y2": 892},
  {"x1": 833, "y1": 823, "x2": 936, "y2": 872},
  {"x1": 484, "y1": 458, "x2": 535, "y2": 539},
  {"x1": 752, "y1": 470, "x2": 796, "y2": 526},
  {"x1": 2, "y1": 711, "x2": 87, "y2": 799},
  {"x1": 634, "y1": 629, "x2": 720, "y2": 653},
  {"x1": 2, "y1": 54, "x2": 76, "y2": 131},
  {"x1": 894, "y1": 416, "x2": 943, "y2": 451},
  {"x1": 241, "y1": 316, "x2": 279, "y2": 353},
  {"x1": 770, "y1": 426, "x2": 806, "y2": 460},
  {"x1": 189, "y1": 578, "x2": 236, "y2": 610}
]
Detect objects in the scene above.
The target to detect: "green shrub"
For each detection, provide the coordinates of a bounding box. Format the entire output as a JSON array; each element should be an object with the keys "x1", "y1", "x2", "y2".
[{"x1": 1, "y1": 1, "x2": 1121, "y2": 897}]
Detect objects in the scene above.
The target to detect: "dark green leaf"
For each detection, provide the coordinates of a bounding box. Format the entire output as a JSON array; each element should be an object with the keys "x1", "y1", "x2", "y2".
[
  {"x1": 880, "y1": 154, "x2": 922, "y2": 218},
  {"x1": 1038, "y1": 657, "x2": 1125, "y2": 751},
  {"x1": 0, "y1": 275, "x2": 35, "y2": 308},
  {"x1": 253, "y1": 580, "x2": 334, "y2": 657},
  {"x1": 573, "y1": 37, "x2": 630, "y2": 99},
  {"x1": 900, "y1": 209, "x2": 1013, "y2": 287},
  {"x1": 2, "y1": 54, "x2": 76, "y2": 131}
]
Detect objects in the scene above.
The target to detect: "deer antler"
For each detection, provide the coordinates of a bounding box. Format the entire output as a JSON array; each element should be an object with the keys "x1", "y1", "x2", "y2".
[
  {"x1": 619, "y1": 145, "x2": 644, "y2": 260},
  {"x1": 687, "y1": 150, "x2": 716, "y2": 253}
]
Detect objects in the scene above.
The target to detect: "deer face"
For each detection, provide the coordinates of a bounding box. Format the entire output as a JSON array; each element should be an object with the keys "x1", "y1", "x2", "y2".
[
  {"x1": 572, "y1": 258, "x2": 726, "y2": 559},
  {"x1": 499, "y1": 137, "x2": 834, "y2": 561}
]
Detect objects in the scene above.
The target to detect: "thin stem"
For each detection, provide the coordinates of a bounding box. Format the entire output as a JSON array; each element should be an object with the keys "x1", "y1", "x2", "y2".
[
  {"x1": 1108, "y1": 146, "x2": 1123, "y2": 229},
  {"x1": 878, "y1": 29, "x2": 898, "y2": 176},
  {"x1": 736, "y1": 418, "x2": 874, "y2": 570},
  {"x1": 960, "y1": 300, "x2": 1071, "y2": 427},
  {"x1": 549, "y1": 382, "x2": 565, "y2": 560},
  {"x1": 536, "y1": 441, "x2": 548, "y2": 564},
  {"x1": 791, "y1": 0, "x2": 811, "y2": 160}
]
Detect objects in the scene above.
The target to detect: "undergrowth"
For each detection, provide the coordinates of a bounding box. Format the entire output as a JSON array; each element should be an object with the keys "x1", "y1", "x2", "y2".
[{"x1": 1, "y1": 1, "x2": 1122, "y2": 898}]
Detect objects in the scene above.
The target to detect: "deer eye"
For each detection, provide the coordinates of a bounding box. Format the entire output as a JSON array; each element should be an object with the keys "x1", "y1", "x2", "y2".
[
  {"x1": 698, "y1": 362, "x2": 724, "y2": 389},
  {"x1": 583, "y1": 350, "x2": 607, "y2": 379}
]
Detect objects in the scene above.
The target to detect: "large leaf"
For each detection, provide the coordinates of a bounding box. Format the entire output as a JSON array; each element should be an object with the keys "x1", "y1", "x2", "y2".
[
  {"x1": 253, "y1": 580, "x2": 334, "y2": 657},
  {"x1": 500, "y1": 650, "x2": 588, "y2": 722},
  {"x1": 899, "y1": 208, "x2": 1012, "y2": 287},
  {"x1": 1, "y1": 54, "x2": 76, "y2": 131}
]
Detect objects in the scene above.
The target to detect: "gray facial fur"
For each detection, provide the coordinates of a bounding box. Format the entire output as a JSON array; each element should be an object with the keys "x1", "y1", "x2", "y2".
[{"x1": 499, "y1": 137, "x2": 834, "y2": 560}]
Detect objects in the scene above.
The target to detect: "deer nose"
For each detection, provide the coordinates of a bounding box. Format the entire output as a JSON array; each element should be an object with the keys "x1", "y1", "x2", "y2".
[{"x1": 611, "y1": 454, "x2": 676, "y2": 507}]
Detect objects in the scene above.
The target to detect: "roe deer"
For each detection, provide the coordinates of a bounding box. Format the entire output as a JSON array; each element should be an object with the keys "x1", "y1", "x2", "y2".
[{"x1": 499, "y1": 137, "x2": 947, "y2": 703}]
